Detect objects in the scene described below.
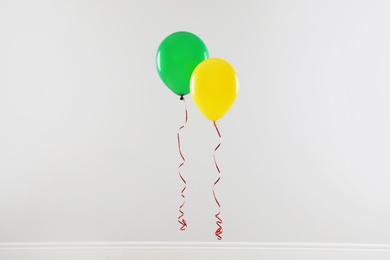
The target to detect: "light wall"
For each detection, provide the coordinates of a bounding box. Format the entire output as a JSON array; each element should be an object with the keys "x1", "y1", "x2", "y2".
[{"x1": 1, "y1": 0, "x2": 390, "y2": 245}]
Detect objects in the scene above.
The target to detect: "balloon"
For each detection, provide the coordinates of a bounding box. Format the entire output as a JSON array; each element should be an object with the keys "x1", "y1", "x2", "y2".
[
  {"x1": 190, "y1": 58, "x2": 239, "y2": 122},
  {"x1": 156, "y1": 31, "x2": 209, "y2": 96}
]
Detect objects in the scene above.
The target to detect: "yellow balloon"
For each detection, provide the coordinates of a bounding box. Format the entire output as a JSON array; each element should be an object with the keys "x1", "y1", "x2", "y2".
[{"x1": 190, "y1": 58, "x2": 239, "y2": 122}]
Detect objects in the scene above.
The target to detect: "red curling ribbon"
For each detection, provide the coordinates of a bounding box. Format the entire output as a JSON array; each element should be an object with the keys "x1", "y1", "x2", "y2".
[
  {"x1": 177, "y1": 95, "x2": 188, "y2": 231},
  {"x1": 213, "y1": 121, "x2": 223, "y2": 240}
]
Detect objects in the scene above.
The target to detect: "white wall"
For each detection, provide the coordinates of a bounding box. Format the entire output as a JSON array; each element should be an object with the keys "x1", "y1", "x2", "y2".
[{"x1": 1, "y1": 0, "x2": 390, "y2": 252}]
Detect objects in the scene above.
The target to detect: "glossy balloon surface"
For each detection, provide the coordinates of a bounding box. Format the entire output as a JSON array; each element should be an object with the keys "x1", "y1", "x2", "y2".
[
  {"x1": 190, "y1": 58, "x2": 239, "y2": 121},
  {"x1": 156, "y1": 31, "x2": 209, "y2": 96}
]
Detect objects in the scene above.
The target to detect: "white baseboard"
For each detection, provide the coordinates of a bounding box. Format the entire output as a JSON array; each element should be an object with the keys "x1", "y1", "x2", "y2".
[{"x1": 1, "y1": 242, "x2": 390, "y2": 260}]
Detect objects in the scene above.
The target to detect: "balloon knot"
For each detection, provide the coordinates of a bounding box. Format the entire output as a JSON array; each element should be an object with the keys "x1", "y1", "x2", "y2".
[
  {"x1": 180, "y1": 95, "x2": 184, "y2": 100},
  {"x1": 213, "y1": 121, "x2": 217, "y2": 127}
]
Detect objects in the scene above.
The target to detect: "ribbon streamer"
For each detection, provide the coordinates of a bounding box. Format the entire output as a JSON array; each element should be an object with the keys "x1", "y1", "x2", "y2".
[
  {"x1": 213, "y1": 122, "x2": 223, "y2": 240},
  {"x1": 177, "y1": 96, "x2": 188, "y2": 231}
]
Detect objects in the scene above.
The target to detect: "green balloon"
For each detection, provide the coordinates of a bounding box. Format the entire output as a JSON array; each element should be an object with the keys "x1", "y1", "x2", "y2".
[{"x1": 156, "y1": 31, "x2": 209, "y2": 96}]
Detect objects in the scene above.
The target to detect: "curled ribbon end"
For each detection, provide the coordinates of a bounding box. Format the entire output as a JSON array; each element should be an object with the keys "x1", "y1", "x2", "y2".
[
  {"x1": 179, "y1": 219, "x2": 187, "y2": 231},
  {"x1": 215, "y1": 212, "x2": 223, "y2": 240},
  {"x1": 215, "y1": 230, "x2": 223, "y2": 240}
]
